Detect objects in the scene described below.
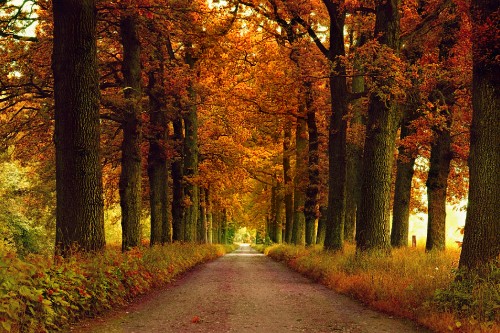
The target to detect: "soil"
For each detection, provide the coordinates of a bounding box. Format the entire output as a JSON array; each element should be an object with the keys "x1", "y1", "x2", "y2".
[{"x1": 71, "y1": 244, "x2": 430, "y2": 333}]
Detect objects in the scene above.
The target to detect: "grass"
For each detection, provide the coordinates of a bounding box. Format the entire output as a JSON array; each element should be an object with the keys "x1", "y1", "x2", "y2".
[
  {"x1": 0, "y1": 243, "x2": 237, "y2": 333},
  {"x1": 255, "y1": 243, "x2": 499, "y2": 333}
]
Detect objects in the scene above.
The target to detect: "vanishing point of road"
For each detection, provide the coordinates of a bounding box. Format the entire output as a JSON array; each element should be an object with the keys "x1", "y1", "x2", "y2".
[{"x1": 72, "y1": 244, "x2": 429, "y2": 333}]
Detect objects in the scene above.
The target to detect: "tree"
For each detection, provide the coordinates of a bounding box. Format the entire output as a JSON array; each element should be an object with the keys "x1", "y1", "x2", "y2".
[
  {"x1": 425, "y1": 9, "x2": 460, "y2": 252},
  {"x1": 283, "y1": 121, "x2": 294, "y2": 243},
  {"x1": 304, "y1": 80, "x2": 320, "y2": 246},
  {"x1": 291, "y1": 115, "x2": 307, "y2": 245},
  {"x1": 119, "y1": 13, "x2": 143, "y2": 251},
  {"x1": 182, "y1": 42, "x2": 200, "y2": 242},
  {"x1": 458, "y1": 0, "x2": 499, "y2": 273},
  {"x1": 356, "y1": 0, "x2": 402, "y2": 253},
  {"x1": 344, "y1": 49, "x2": 366, "y2": 243},
  {"x1": 147, "y1": 69, "x2": 170, "y2": 245},
  {"x1": 391, "y1": 107, "x2": 417, "y2": 247},
  {"x1": 312, "y1": 0, "x2": 349, "y2": 252},
  {"x1": 52, "y1": 0, "x2": 105, "y2": 255},
  {"x1": 425, "y1": 96, "x2": 452, "y2": 252},
  {"x1": 390, "y1": 30, "x2": 422, "y2": 248},
  {"x1": 172, "y1": 111, "x2": 185, "y2": 241}
]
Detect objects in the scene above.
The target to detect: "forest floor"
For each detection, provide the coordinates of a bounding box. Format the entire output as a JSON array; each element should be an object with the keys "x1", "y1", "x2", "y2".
[{"x1": 70, "y1": 244, "x2": 429, "y2": 333}]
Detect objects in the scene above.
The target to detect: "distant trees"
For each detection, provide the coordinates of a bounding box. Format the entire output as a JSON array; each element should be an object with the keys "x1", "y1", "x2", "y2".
[{"x1": 0, "y1": 0, "x2": 496, "y2": 271}]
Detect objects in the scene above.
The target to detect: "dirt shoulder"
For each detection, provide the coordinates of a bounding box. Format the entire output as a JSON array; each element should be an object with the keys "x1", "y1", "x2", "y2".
[{"x1": 71, "y1": 244, "x2": 430, "y2": 333}]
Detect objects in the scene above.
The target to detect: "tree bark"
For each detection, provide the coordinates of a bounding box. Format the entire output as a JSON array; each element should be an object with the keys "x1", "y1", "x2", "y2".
[
  {"x1": 356, "y1": 0, "x2": 400, "y2": 253},
  {"x1": 182, "y1": 43, "x2": 199, "y2": 242},
  {"x1": 304, "y1": 81, "x2": 319, "y2": 246},
  {"x1": 198, "y1": 187, "x2": 207, "y2": 243},
  {"x1": 270, "y1": 178, "x2": 278, "y2": 243},
  {"x1": 425, "y1": 114, "x2": 452, "y2": 251},
  {"x1": 316, "y1": 206, "x2": 327, "y2": 245},
  {"x1": 53, "y1": 0, "x2": 105, "y2": 255},
  {"x1": 221, "y1": 209, "x2": 228, "y2": 244},
  {"x1": 292, "y1": 117, "x2": 307, "y2": 246},
  {"x1": 391, "y1": 110, "x2": 416, "y2": 247},
  {"x1": 274, "y1": 180, "x2": 283, "y2": 243},
  {"x1": 147, "y1": 70, "x2": 169, "y2": 246},
  {"x1": 212, "y1": 210, "x2": 219, "y2": 244},
  {"x1": 458, "y1": 0, "x2": 500, "y2": 273},
  {"x1": 425, "y1": 10, "x2": 459, "y2": 252},
  {"x1": 206, "y1": 186, "x2": 213, "y2": 243},
  {"x1": 171, "y1": 115, "x2": 184, "y2": 242},
  {"x1": 324, "y1": 3, "x2": 348, "y2": 251},
  {"x1": 283, "y1": 120, "x2": 294, "y2": 243},
  {"x1": 345, "y1": 55, "x2": 365, "y2": 243},
  {"x1": 161, "y1": 177, "x2": 171, "y2": 244},
  {"x1": 119, "y1": 14, "x2": 143, "y2": 251}
]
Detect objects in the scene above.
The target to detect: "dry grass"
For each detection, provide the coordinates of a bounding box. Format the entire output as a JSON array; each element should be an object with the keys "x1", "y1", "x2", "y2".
[{"x1": 259, "y1": 244, "x2": 499, "y2": 333}]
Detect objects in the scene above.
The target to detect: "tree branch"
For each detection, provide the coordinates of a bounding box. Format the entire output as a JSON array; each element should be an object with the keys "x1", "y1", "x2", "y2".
[
  {"x1": 0, "y1": 31, "x2": 38, "y2": 42},
  {"x1": 292, "y1": 16, "x2": 329, "y2": 58},
  {"x1": 401, "y1": 0, "x2": 453, "y2": 43}
]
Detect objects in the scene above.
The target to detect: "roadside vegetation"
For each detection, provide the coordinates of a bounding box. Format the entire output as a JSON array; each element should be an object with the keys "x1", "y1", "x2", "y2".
[
  {"x1": 254, "y1": 244, "x2": 499, "y2": 333},
  {"x1": 0, "y1": 243, "x2": 237, "y2": 333}
]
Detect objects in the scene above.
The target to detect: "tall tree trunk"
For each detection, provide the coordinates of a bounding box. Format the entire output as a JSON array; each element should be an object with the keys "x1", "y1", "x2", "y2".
[
  {"x1": 270, "y1": 178, "x2": 278, "y2": 243},
  {"x1": 198, "y1": 187, "x2": 207, "y2": 243},
  {"x1": 425, "y1": 10, "x2": 460, "y2": 252},
  {"x1": 215, "y1": 211, "x2": 221, "y2": 244},
  {"x1": 182, "y1": 102, "x2": 199, "y2": 242},
  {"x1": 459, "y1": 0, "x2": 500, "y2": 273},
  {"x1": 324, "y1": 4, "x2": 348, "y2": 251},
  {"x1": 426, "y1": 114, "x2": 452, "y2": 251},
  {"x1": 265, "y1": 214, "x2": 271, "y2": 243},
  {"x1": 345, "y1": 140, "x2": 363, "y2": 242},
  {"x1": 161, "y1": 175, "x2": 171, "y2": 244},
  {"x1": 182, "y1": 43, "x2": 199, "y2": 242},
  {"x1": 206, "y1": 186, "x2": 213, "y2": 244},
  {"x1": 212, "y1": 211, "x2": 219, "y2": 244},
  {"x1": 53, "y1": 0, "x2": 105, "y2": 255},
  {"x1": 283, "y1": 120, "x2": 294, "y2": 243},
  {"x1": 147, "y1": 71, "x2": 169, "y2": 246},
  {"x1": 119, "y1": 14, "x2": 143, "y2": 251},
  {"x1": 345, "y1": 55, "x2": 365, "y2": 243},
  {"x1": 221, "y1": 209, "x2": 228, "y2": 244},
  {"x1": 292, "y1": 117, "x2": 307, "y2": 245},
  {"x1": 316, "y1": 206, "x2": 327, "y2": 245},
  {"x1": 275, "y1": 181, "x2": 283, "y2": 243},
  {"x1": 356, "y1": 0, "x2": 400, "y2": 253},
  {"x1": 304, "y1": 81, "x2": 319, "y2": 246},
  {"x1": 171, "y1": 116, "x2": 184, "y2": 241},
  {"x1": 391, "y1": 109, "x2": 417, "y2": 247}
]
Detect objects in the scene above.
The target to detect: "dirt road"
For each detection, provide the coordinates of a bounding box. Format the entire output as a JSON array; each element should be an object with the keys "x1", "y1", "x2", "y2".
[{"x1": 72, "y1": 244, "x2": 429, "y2": 333}]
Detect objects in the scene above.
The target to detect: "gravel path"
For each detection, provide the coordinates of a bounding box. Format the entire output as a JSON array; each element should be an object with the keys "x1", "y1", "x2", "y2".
[{"x1": 72, "y1": 244, "x2": 430, "y2": 333}]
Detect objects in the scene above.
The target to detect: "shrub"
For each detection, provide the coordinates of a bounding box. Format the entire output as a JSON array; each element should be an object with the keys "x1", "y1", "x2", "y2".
[
  {"x1": 0, "y1": 243, "x2": 235, "y2": 333},
  {"x1": 433, "y1": 263, "x2": 499, "y2": 322}
]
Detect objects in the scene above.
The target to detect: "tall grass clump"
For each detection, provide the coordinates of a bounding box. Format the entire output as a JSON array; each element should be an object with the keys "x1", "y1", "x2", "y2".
[
  {"x1": 432, "y1": 263, "x2": 499, "y2": 326},
  {"x1": 0, "y1": 243, "x2": 236, "y2": 333},
  {"x1": 261, "y1": 244, "x2": 498, "y2": 333}
]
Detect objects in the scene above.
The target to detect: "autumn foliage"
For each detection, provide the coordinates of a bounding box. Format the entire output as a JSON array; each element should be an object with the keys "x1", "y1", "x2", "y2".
[
  {"x1": 0, "y1": 243, "x2": 236, "y2": 333},
  {"x1": 258, "y1": 244, "x2": 499, "y2": 332},
  {"x1": 0, "y1": 0, "x2": 498, "y2": 331}
]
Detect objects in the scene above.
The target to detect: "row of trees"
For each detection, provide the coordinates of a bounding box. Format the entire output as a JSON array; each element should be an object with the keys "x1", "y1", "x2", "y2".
[{"x1": 0, "y1": 0, "x2": 498, "y2": 274}]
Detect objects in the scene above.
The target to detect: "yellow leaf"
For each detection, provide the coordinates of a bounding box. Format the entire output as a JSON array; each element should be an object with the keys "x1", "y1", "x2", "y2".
[{"x1": 1, "y1": 321, "x2": 11, "y2": 332}]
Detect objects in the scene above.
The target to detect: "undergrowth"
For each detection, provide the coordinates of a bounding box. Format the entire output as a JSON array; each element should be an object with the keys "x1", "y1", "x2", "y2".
[
  {"x1": 257, "y1": 244, "x2": 499, "y2": 333},
  {"x1": 0, "y1": 243, "x2": 237, "y2": 333}
]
